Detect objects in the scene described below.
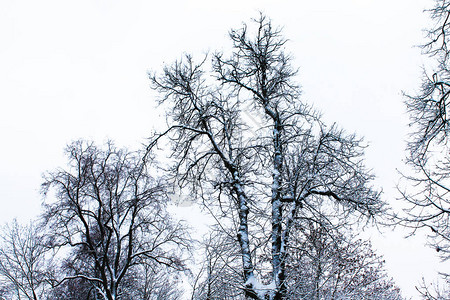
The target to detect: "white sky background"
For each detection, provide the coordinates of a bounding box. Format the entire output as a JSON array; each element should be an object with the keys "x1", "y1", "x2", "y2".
[{"x1": 0, "y1": 0, "x2": 445, "y2": 297}]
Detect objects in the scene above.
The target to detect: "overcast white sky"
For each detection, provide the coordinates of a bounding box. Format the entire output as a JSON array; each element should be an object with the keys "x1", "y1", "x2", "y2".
[{"x1": 0, "y1": 0, "x2": 446, "y2": 297}]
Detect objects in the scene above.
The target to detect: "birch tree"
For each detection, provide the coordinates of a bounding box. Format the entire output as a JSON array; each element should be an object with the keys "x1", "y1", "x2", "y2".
[
  {"x1": 149, "y1": 15, "x2": 384, "y2": 299},
  {"x1": 41, "y1": 140, "x2": 188, "y2": 300}
]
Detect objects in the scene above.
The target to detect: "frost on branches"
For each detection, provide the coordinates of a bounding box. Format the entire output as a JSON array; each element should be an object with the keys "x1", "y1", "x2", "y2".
[{"x1": 150, "y1": 15, "x2": 386, "y2": 300}]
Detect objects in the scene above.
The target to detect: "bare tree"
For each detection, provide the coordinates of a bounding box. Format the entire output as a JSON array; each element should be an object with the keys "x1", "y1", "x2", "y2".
[
  {"x1": 285, "y1": 220, "x2": 403, "y2": 299},
  {"x1": 0, "y1": 220, "x2": 53, "y2": 300},
  {"x1": 191, "y1": 220, "x2": 404, "y2": 300},
  {"x1": 395, "y1": 2, "x2": 450, "y2": 298},
  {"x1": 119, "y1": 261, "x2": 183, "y2": 300},
  {"x1": 399, "y1": 0, "x2": 450, "y2": 267},
  {"x1": 41, "y1": 140, "x2": 188, "y2": 300},
  {"x1": 191, "y1": 227, "x2": 244, "y2": 300},
  {"x1": 416, "y1": 277, "x2": 450, "y2": 300},
  {"x1": 149, "y1": 15, "x2": 384, "y2": 299}
]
